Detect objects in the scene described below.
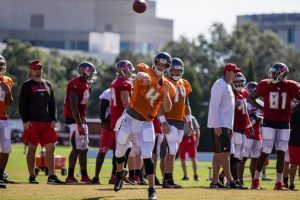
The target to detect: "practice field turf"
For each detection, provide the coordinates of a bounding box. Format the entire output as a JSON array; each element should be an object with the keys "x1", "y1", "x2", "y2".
[{"x1": 1, "y1": 144, "x2": 299, "y2": 200}]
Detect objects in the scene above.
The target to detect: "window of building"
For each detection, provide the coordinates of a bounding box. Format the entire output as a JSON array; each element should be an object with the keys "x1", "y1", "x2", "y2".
[
  {"x1": 30, "y1": 14, "x2": 44, "y2": 28},
  {"x1": 288, "y1": 29, "x2": 296, "y2": 44}
]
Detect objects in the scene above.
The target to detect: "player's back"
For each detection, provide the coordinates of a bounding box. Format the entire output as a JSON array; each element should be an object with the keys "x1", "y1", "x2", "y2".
[{"x1": 110, "y1": 77, "x2": 132, "y2": 129}]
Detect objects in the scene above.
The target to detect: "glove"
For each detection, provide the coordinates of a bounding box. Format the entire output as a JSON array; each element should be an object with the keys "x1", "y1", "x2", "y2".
[
  {"x1": 249, "y1": 127, "x2": 255, "y2": 137},
  {"x1": 78, "y1": 124, "x2": 86, "y2": 136}
]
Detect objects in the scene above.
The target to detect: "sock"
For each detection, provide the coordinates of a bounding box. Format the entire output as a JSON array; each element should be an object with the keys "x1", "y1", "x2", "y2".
[
  {"x1": 81, "y1": 169, "x2": 88, "y2": 177},
  {"x1": 68, "y1": 168, "x2": 74, "y2": 177},
  {"x1": 254, "y1": 170, "x2": 260, "y2": 180},
  {"x1": 283, "y1": 177, "x2": 288, "y2": 184},
  {"x1": 129, "y1": 170, "x2": 135, "y2": 178},
  {"x1": 276, "y1": 173, "x2": 283, "y2": 183},
  {"x1": 0, "y1": 168, "x2": 4, "y2": 179},
  {"x1": 135, "y1": 169, "x2": 141, "y2": 177},
  {"x1": 164, "y1": 173, "x2": 172, "y2": 180}
]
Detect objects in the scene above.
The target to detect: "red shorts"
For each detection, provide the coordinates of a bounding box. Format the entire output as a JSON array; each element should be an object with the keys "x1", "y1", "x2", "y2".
[
  {"x1": 99, "y1": 128, "x2": 115, "y2": 154},
  {"x1": 23, "y1": 121, "x2": 57, "y2": 147},
  {"x1": 289, "y1": 145, "x2": 300, "y2": 165},
  {"x1": 179, "y1": 136, "x2": 197, "y2": 159}
]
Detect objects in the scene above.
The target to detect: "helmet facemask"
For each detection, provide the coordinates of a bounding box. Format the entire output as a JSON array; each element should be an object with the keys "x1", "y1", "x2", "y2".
[
  {"x1": 169, "y1": 66, "x2": 183, "y2": 81},
  {"x1": 0, "y1": 61, "x2": 6, "y2": 74},
  {"x1": 232, "y1": 72, "x2": 246, "y2": 91}
]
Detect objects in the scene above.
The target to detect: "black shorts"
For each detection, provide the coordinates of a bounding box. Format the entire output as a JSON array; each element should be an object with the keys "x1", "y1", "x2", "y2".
[{"x1": 211, "y1": 128, "x2": 231, "y2": 153}]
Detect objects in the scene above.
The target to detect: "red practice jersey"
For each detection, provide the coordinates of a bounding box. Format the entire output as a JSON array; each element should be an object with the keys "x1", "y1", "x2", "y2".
[
  {"x1": 233, "y1": 88, "x2": 250, "y2": 131},
  {"x1": 257, "y1": 79, "x2": 300, "y2": 122},
  {"x1": 110, "y1": 77, "x2": 132, "y2": 130},
  {"x1": 64, "y1": 77, "x2": 90, "y2": 120}
]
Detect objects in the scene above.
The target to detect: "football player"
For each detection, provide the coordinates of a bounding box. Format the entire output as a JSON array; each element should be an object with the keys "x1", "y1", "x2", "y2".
[
  {"x1": 248, "y1": 63, "x2": 300, "y2": 190},
  {"x1": 229, "y1": 72, "x2": 252, "y2": 189},
  {"x1": 113, "y1": 52, "x2": 175, "y2": 200},
  {"x1": 0, "y1": 55, "x2": 14, "y2": 185},
  {"x1": 91, "y1": 88, "x2": 115, "y2": 184},
  {"x1": 239, "y1": 82, "x2": 263, "y2": 185},
  {"x1": 109, "y1": 60, "x2": 135, "y2": 185},
  {"x1": 161, "y1": 57, "x2": 192, "y2": 188},
  {"x1": 64, "y1": 61, "x2": 97, "y2": 184}
]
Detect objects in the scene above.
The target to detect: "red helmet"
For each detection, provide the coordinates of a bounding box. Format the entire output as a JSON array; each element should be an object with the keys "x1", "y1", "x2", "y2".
[
  {"x1": 78, "y1": 62, "x2": 97, "y2": 83},
  {"x1": 115, "y1": 60, "x2": 135, "y2": 78},
  {"x1": 268, "y1": 63, "x2": 289, "y2": 84}
]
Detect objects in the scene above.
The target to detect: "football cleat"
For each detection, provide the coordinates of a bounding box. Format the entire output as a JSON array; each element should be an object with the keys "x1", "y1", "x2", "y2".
[
  {"x1": 65, "y1": 176, "x2": 79, "y2": 184},
  {"x1": 162, "y1": 179, "x2": 182, "y2": 189},
  {"x1": 274, "y1": 182, "x2": 288, "y2": 190},
  {"x1": 209, "y1": 182, "x2": 227, "y2": 189},
  {"x1": 114, "y1": 170, "x2": 127, "y2": 192},
  {"x1": 181, "y1": 176, "x2": 189, "y2": 181},
  {"x1": 148, "y1": 187, "x2": 157, "y2": 200},
  {"x1": 29, "y1": 175, "x2": 39, "y2": 184},
  {"x1": 47, "y1": 175, "x2": 65, "y2": 185},
  {"x1": 80, "y1": 176, "x2": 92, "y2": 184},
  {"x1": 91, "y1": 176, "x2": 100, "y2": 184},
  {"x1": 251, "y1": 179, "x2": 261, "y2": 190}
]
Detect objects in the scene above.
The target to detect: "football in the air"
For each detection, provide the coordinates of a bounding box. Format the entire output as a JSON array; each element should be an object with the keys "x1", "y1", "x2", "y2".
[{"x1": 133, "y1": 0, "x2": 147, "y2": 14}]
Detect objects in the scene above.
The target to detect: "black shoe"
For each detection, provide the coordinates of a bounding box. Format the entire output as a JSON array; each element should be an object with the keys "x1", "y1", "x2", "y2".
[
  {"x1": 0, "y1": 176, "x2": 16, "y2": 184},
  {"x1": 289, "y1": 184, "x2": 297, "y2": 191},
  {"x1": 47, "y1": 175, "x2": 65, "y2": 184},
  {"x1": 209, "y1": 182, "x2": 227, "y2": 189},
  {"x1": 162, "y1": 179, "x2": 182, "y2": 189},
  {"x1": 91, "y1": 176, "x2": 100, "y2": 184},
  {"x1": 148, "y1": 187, "x2": 157, "y2": 200},
  {"x1": 219, "y1": 176, "x2": 225, "y2": 185},
  {"x1": 0, "y1": 183, "x2": 6, "y2": 189},
  {"x1": 155, "y1": 176, "x2": 162, "y2": 186},
  {"x1": 114, "y1": 170, "x2": 126, "y2": 192},
  {"x1": 228, "y1": 181, "x2": 241, "y2": 189},
  {"x1": 181, "y1": 176, "x2": 189, "y2": 181},
  {"x1": 3, "y1": 173, "x2": 8, "y2": 180},
  {"x1": 194, "y1": 175, "x2": 199, "y2": 181},
  {"x1": 29, "y1": 175, "x2": 39, "y2": 184}
]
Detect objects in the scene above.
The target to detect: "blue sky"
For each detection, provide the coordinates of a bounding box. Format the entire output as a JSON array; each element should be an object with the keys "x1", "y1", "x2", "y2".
[{"x1": 155, "y1": 0, "x2": 300, "y2": 40}]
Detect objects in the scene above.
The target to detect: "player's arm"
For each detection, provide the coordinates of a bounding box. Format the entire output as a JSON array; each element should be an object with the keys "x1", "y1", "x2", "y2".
[
  {"x1": 162, "y1": 82, "x2": 172, "y2": 112},
  {"x1": 99, "y1": 98, "x2": 110, "y2": 128},
  {"x1": 120, "y1": 90, "x2": 130, "y2": 108},
  {"x1": 157, "y1": 106, "x2": 170, "y2": 134},
  {"x1": 48, "y1": 83, "x2": 57, "y2": 122},
  {"x1": 19, "y1": 83, "x2": 31, "y2": 130},
  {"x1": 70, "y1": 91, "x2": 83, "y2": 125},
  {"x1": 247, "y1": 89, "x2": 263, "y2": 110},
  {"x1": 185, "y1": 95, "x2": 194, "y2": 134},
  {"x1": 195, "y1": 127, "x2": 200, "y2": 148},
  {"x1": 1, "y1": 81, "x2": 13, "y2": 106}
]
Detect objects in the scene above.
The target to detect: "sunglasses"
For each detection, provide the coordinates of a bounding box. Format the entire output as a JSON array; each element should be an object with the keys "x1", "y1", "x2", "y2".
[{"x1": 31, "y1": 66, "x2": 42, "y2": 71}]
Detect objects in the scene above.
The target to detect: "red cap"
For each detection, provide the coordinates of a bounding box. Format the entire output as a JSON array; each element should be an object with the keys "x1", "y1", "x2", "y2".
[
  {"x1": 29, "y1": 60, "x2": 43, "y2": 69},
  {"x1": 224, "y1": 63, "x2": 241, "y2": 72}
]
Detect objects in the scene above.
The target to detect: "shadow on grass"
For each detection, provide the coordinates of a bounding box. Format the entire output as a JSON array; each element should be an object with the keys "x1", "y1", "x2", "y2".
[
  {"x1": 82, "y1": 196, "x2": 114, "y2": 200},
  {"x1": 95, "y1": 187, "x2": 148, "y2": 191}
]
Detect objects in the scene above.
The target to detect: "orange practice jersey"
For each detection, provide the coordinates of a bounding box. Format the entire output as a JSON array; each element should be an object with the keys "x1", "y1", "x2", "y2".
[
  {"x1": 165, "y1": 78, "x2": 192, "y2": 121},
  {"x1": 0, "y1": 75, "x2": 13, "y2": 119},
  {"x1": 130, "y1": 63, "x2": 176, "y2": 121}
]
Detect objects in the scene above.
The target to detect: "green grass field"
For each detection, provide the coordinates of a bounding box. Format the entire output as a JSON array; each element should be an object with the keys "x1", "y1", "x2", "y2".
[{"x1": 1, "y1": 144, "x2": 299, "y2": 200}]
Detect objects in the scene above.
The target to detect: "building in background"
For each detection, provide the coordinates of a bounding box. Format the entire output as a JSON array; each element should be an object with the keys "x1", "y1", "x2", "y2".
[
  {"x1": 0, "y1": 0, "x2": 173, "y2": 64},
  {"x1": 237, "y1": 13, "x2": 300, "y2": 51}
]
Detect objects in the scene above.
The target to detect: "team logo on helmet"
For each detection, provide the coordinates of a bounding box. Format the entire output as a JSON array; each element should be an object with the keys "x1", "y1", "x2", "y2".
[
  {"x1": 115, "y1": 60, "x2": 135, "y2": 78},
  {"x1": 232, "y1": 72, "x2": 246, "y2": 91},
  {"x1": 268, "y1": 63, "x2": 289, "y2": 84},
  {"x1": 78, "y1": 62, "x2": 97, "y2": 83}
]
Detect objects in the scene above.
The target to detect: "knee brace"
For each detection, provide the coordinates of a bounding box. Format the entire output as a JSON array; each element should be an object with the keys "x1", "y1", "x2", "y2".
[{"x1": 143, "y1": 158, "x2": 154, "y2": 175}]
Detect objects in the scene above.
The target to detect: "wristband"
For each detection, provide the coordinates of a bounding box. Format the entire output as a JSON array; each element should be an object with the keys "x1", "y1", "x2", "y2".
[
  {"x1": 185, "y1": 115, "x2": 192, "y2": 123},
  {"x1": 159, "y1": 115, "x2": 166, "y2": 123}
]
